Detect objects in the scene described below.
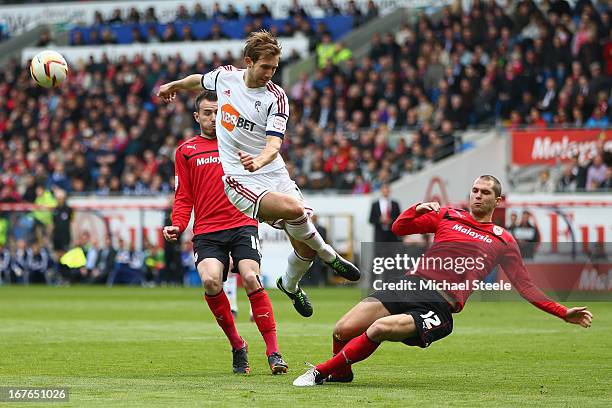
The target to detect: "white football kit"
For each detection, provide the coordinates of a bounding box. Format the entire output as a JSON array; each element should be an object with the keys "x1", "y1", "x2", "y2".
[{"x1": 202, "y1": 66, "x2": 309, "y2": 220}]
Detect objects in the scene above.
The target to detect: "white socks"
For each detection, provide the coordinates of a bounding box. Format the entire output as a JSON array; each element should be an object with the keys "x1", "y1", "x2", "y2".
[
  {"x1": 284, "y1": 214, "x2": 336, "y2": 263},
  {"x1": 224, "y1": 274, "x2": 238, "y2": 313},
  {"x1": 282, "y1": 250, "x2": 314, "y2": 293}
]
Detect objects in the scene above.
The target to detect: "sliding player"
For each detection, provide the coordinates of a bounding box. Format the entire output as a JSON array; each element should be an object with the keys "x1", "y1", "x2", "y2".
[
  {"x1": 293, "y1": 175, "x2": 593, "y2": 386},
  {"x1": 163, "y1": 91, "x2": 287, "y2": 375}
]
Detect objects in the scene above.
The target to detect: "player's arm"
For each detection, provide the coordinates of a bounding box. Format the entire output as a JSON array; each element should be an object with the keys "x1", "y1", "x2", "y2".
[
  {"x1": 500, "y1": 242, "x2": 593, "y2": 328},
  {"x1": 391, "y1": 202, "x2": 442, "y2": 236},
  {"x1": 158, "y1": 74, "x2": 203, "y2": 102},
  {"x1": 240, "y1": 92, "x2": 289, "y2": 172},
  {"x1": 239, "y1": 136, "x2": 282, "y2": 172},
  {"x1": 163, "y1": 149, "x2": 194, "y2": 241}
]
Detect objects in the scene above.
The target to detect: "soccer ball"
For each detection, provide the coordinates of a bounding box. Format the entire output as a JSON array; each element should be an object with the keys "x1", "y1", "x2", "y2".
[{"x1": 30, "y1": 50, "x2": 68, "y2": 88}]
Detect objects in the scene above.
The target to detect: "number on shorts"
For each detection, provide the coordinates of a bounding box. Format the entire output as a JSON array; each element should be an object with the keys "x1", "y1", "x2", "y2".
[
  {"x1": 250, "y1": 235, "x2": 261, "y2": 255},
  {"x1": 420, "y1": 310, "x2": 441, "y2": 329}
]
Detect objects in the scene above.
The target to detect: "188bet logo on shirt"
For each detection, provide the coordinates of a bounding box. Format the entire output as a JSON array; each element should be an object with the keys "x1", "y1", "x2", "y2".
[{"x1": 221, "y1": 104, "x2": 256, "y2": 132}]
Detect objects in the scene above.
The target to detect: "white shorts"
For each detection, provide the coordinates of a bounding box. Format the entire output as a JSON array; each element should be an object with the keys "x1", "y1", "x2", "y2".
[{"x1": 223, "y1": 168, "x2": 313, "y2": 227}]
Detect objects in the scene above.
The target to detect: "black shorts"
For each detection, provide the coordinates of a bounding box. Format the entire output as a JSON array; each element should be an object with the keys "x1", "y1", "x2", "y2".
[
  {"x1": 368, "y1": 276, "x2": 454, "y2": 348},
  {"x1": 192, "y1": 225, "x2": 261, "y2": 282}
]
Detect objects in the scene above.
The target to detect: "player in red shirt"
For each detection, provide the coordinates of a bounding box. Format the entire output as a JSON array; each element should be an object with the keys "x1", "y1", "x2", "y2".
[
  {"x1": 293, "y1": 175, "x2": 593, "y2": 386},
  {"x1": 163, "y1": 90, "x2": 287, "y2": 375}
]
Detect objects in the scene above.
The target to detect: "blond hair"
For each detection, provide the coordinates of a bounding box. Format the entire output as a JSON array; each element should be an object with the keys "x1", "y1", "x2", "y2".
[{"x1": 243, "y1": 30, "x2": 281, "y2": 63}]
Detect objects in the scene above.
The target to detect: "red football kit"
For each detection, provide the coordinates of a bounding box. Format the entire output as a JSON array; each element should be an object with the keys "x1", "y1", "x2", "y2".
[
  {"x1": 172, "y1": 135, "x2": 257, "y2": 235},
  {"x1": 391, "y1": 205, "x2": 567, "y2": 319},
  {"x1": 172, "y1": 135, "x2": 281, "y2": 361}
]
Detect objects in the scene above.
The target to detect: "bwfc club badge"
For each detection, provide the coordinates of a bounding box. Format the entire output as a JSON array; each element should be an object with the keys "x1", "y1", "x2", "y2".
[
  {"x1": 493, "y1": 226, "x2": 504, "y2": 236},
  {"x1": 255, "y1": 101, "x2": 261, "y2": 112}
]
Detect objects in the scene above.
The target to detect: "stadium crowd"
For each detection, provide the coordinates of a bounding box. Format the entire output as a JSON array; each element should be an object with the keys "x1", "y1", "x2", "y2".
[
  {"x1": 0, "y1": 228, "x2": 190, "y2": 286},
  {"x1": 0, "y1": 1, "x2": 609, "y2": 200},
  {"x1": 69, "y1": 1, "x2": 377, "y2": 47}
]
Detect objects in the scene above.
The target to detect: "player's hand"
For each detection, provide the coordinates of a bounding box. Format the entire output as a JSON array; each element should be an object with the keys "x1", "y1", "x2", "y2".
[
  {"x1": 163, "y1": 226, "x2": 180, "y2": 242},
  {"x1": 565, "y1": 306, "x2": 593, "y2": 328},
  {"x1": 416, "y1": 202, "x2": 440, "y2": 214},
  {"x1": 239, "y1": 151, "x2": 261, "y2": 172},
  {"x1": 157, "y1": 83, "x2": 177, "y2": 102}
]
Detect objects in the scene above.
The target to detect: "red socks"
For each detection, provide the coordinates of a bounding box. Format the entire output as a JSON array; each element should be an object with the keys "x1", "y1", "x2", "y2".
[
  {"x1": 204, "y1": 291, "x2": 244, "y2": 350},
  {"x1": 333, "y1": 334, "x2": 349, "y2": 355},
  {"x1": 316, "y1": 333, "x2": 380, "y2": 377},
  {"x1": 248, "y1": 288, "x2": 279, "y2": 357}
]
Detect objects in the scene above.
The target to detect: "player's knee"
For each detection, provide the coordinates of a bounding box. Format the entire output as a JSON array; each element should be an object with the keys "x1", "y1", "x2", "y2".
[
  {"x1": 334, "y1": 320, "x2": 358, "y2": 341},
  {"x1": 202, "y1": 276, "x2": 222, "y2": 294},
  {"x1": 285, "y1": 198, "x2": 305, "y2": 219},
  {"x1": 366, "y1": 320, "x2": 390, "y2": 341},
  {"x1": 241, "y1": 272, "x2": 261, "y2": 292}
]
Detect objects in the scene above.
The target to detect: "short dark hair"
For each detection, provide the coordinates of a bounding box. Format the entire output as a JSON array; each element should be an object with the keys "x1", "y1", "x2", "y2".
[
  {"x1": 478, "y1": 174, "x2": 502, "y2": 198},
  {"x1": 194, "y1": 90, "x2": 217, "y2": 112}
]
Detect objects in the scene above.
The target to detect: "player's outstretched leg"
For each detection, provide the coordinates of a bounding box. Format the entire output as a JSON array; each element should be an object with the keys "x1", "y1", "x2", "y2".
[
  {"x1": 293, "y1": 299, "x2": 392, "y2": 386},
  {"x1": 258, "y1": 193, "x2": 361, "y2": 281},
  {"x1": 200, "y1": 259, "x2": 248, "y2": 374},
  {"x1": 240, "y1": 260, "x2": 288, "y2": 374}
]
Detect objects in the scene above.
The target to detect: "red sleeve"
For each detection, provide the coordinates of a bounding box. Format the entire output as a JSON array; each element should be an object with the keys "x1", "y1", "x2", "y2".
[
  {"x1": 500, "y1": 240, "x2": 568, "y2": 320},
  {"x1": 172, "y1": 149, "x2": 193, "y2": 234},
  {"x1": 391, "y1": 204, "x2": 442, "y2": 236}
]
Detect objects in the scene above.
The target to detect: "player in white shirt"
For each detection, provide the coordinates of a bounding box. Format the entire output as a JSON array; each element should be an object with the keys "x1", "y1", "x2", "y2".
[{"x1": 158, "y1": 31, "x2": 360, "y2": 318}]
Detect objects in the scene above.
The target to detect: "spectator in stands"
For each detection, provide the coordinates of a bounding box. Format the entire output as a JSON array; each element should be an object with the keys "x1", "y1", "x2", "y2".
[
  {"x1": 90, "y1": 236, "x2": 116, "y2": 284},
  {"x1": 131, "y1": 27, "x2": 147, "y2": 43},
  {"x1": 37, "y1": 30, "x2": 52, "y2": 47},
  {"x1": 510, "y1": 211, "x2": 540, "y2": 259},
  {"x1": 224, "y1": 5, "x2": 240, "y2": 20},
  {"x1": 108, "y1": 8, "x2": 123, "y2": 24},
  {"x1": 162, "y1": 196, "x2": 182, "y2": 285},
  {"x1": 600, "y1": 167, "x2": 612, "y2": 190},
  {"x1": 144, "y1": 7, "x2": 158, "y2": 23},
  {"x1": 193, "y1": 3, "x2": 207, "y2": 21},
  {"x1": 586, "y1": 153, "x2": 608, "y2": 191},
  {"x1": 0, "y1": 242, "x2": 10, "y2": 284},
  {"x1": 93, "y1": 10, "x2": 104, "y2": 25},
  {"x1": 127, "y1": 7, "x2": 141, "y2": 24},
  {"x1": 51, "y1": 189, "x2": 72, "y2": 256},
  {"x1": 369, "y1": 183, "x2": 401, "y2": 242},
  {"x1": 289, "y1": 0, "x2": 308, "y2": 18},
  {"x1": 585, "y1": 107, "x2": 610, "y2": 128},
  {"x1": 11, "y1": 239, "x2": 28, "y2": 284},
  {"x1": 108, "y1": 238, "x2": 145, "y2": 286},
  {"x1": 100, "y1": 29, "x2": 117, "y2": 45},
  {"x1": 364, "y1": 0, "x2": 379, "y2": 22},
  {"x1": 205, "y1": 24, "x2": 228, "y2": 41},
  {"x1": 537, "y1": 77, "x2": 558, "y2": 115},
  {"x1": 533, "y1": 169, "x2": 556, "y2": 193},
  {"x1": 556, "y1": 163, "x2": 577, "y2": 192},
  {"x1": 26, "y1": 240, "x2": 51, "y2": 284},
  {"x1": 253, "y1": 3, "x2": 271, "y2": 19},
  {"x1": 176, "y1": 5, "x2": 190, "y2": 21},
  {"x1": 507, "y1": 212, "x2": 518, "y2": 231},
  {"x1": 162, "y1": 24, "x2": 179, "y2": 42}
]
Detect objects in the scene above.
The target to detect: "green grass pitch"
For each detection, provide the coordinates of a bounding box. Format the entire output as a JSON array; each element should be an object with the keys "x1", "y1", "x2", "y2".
[{"x1": 0, "y1": 286, "x2": 610, "y2": 407}]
